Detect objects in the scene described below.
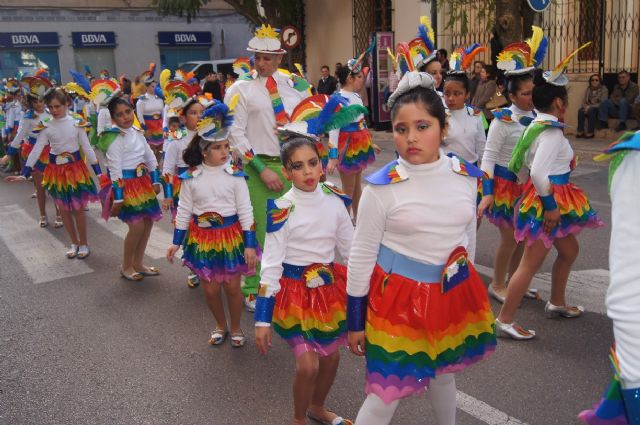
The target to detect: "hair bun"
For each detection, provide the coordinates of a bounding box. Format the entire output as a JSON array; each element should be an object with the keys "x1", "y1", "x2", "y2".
[
  {"x1": 532, "y1": 68, "x2": 546, "y2": 86},
  {"x1": 387, "y1": 71, "x2": 436, "y2": 109}
]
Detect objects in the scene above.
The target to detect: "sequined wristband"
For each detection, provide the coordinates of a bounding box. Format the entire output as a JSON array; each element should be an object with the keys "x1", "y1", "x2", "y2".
[
  {"x1": 329, "y1": 147, "x2": 338, "y2": 159},
  {"x1": 482, "y1": 178, "x2": 494, "y2": 196},
  {"x1": 254, "y1": 296, "x2": 275, "y2": 324},
  {"x1": 347, "y1": 295, "x2": 367, "y2": 331},
  {"x1": 243, "y1": 231, "x2": 257, "y2": 248},
  {"x1": 172, "y1": 228, "x2": 186, "y2": 245},
  {"x1": 250, "y1": 156, "x2": 267, "y2": 174},
  {"x1": 150, "y1": 169, "x2": 160, "y2": 184},
  {"x1": 539, "y1": 193, "x2": 558, "y2": 211}
]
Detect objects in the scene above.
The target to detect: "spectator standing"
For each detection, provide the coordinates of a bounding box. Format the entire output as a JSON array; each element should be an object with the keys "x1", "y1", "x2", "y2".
[
  {"x1": 469, "y1": 60, "x2": 485, "y2": 101},
  {"x1": 202, "y1": 72, "x2": 222, "y2": 101},
  {"x1": 576, "y1": 74, "x2": 608, "y2": 138},
  {"x1": 317, "y1": 65, "x2": 338, "y2": 95},
  {"x1": 437, "y1": 48, "x2": 450, "y2": 72},
  {"x1": 599, "y1": 70, "x2": 639, "y2": 132},
  {"x1": 471, "y1": 64, "x2": 498, "y2": 118}
]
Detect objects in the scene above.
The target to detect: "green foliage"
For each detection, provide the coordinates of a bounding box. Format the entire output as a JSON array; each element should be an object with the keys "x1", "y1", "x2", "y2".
[
  {"x1": 152, "y1": 0, "x2": 211, "y2": 23},
  {"x1": 443, "y1": 0, "x2": 496, "y2": 34}
]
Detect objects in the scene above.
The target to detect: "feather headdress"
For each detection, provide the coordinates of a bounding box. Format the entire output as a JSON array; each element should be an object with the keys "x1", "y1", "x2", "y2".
[
  {"x1": 497, "y1": 26, "x2": 548, "y2": 76},
  {"x1": 233, "y1": 57, "x2": 252, "y2": 77},
  {"x1": 448, "y1": 43, "x2": 487, "y2": 74},
  {"x1": 347, "y1": 37, "x2": 376, "y2": 74},
  {"x1": 69, "y1": 70, "x2": 92, "y2": 94},
  {"x1": 90, "y1": 79, "x2": 121, "y2": 107},
  {"x1": 140, "y1": 63, "x2": 156, "y2": 84},
  {"x1": 543, "y1": 42, "x2": 592, "y2": 86},
  {"x1": 21, "y1": 76, "x2": 53, "y2": 100},
  {"x1": 196, "y1": 99, "x2": 234, "y2": 142},
  {"x1": 415, "y1": 16, "x2": 437, "y2": 69}
]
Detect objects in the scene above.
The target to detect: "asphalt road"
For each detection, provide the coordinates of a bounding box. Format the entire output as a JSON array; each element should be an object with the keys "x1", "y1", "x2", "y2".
[{"x1": 0, "y1": 132, "x2": 617, "y2": 425}]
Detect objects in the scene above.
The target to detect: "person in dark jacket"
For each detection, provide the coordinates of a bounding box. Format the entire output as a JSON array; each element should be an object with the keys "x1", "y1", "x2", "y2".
[
  {"x1": 317, "y1": 65, "x2": 338, "y2": 95},
  {"x1": 202, "y1": 72, "x2": 222, "y2": 101}
]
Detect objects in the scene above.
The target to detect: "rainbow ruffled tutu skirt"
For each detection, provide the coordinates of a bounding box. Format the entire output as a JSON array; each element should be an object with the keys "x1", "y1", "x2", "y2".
[
  {"x1": 273, "y1": 262, "x2": 348, "y2": 358},
  {"x1": 484, "y1": 164, "x2": 522, "y2": 229},
  {"x1": 338, "y1": 121, "x2": 375, "y2": 174},
  {"x1": 182, "y1": 213, "x2": 256, "y2": 283},
  {"x1": 364, "y1": 245, "x2": 496, "y2": 404},
  {"x1": 118, "y1": 165, "x2": 162, "y2": 224},
  {"x1": 42, "y1": 150, "x2": 98, "y2": 211},
  {"x1": 20, "y1": 138, "x2": 50, "y2": 172},
  {"x1": 143, "y1": 114, "x2": 164, "y2": 147},
  {"x1": 514, "y1": 173, "x2": 604, "y2": 248}
]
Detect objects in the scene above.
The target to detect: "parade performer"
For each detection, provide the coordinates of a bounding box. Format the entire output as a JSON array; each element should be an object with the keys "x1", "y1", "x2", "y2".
[
  {"x1": 105, "y1": 96, "x2": 163, "y2": 281},
  {"x1": 87, "y1": 78, "x2": 121, "y2": 154},
  {"x1": 346, "y1": 71, "x2": 496, "y2": 425},
  {"x1": 1, "y1": 74, "x2": 61, "y2": 228},
  {"x1": 328, "y1": 40, "x2": 376, "y2": 221},
  {"x1": 254, "y1": 138, "x2": 354, "y2": 425},
  {"x1": 413, "y1": 17, "x2": 443, "y2": 92},
  {"x1": 478, "y1": 27, "x2": 546, "y2": 303},
  {"x1": 495, "y1": 43, "x2": 604, "y2": 340},
  {"x1": 3, "y1": 79, "x2": 24, "y2": 169},
  {"x1": 579, "y1": 131, "x2": 640, "y2": 425},
  {"x1": 5, "y1": 88, "x2": 102, "y2": 259},
  {"x1": 225, "y1": 24, "x2": 309, "y2": 311},
  {"x1": 166, "y1": 100, "x2": 257, "y2": 347},
  {"x1": 136, "y1": 63, "x2": 165, "y2": 160}
]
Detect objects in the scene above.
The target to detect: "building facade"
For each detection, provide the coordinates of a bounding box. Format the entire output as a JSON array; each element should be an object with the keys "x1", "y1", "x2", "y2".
[{"x1": 0, "y1": 0, "x2": 253, "y2": 82}]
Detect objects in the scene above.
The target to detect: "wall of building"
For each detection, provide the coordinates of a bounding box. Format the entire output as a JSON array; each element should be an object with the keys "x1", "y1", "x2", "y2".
[
  {"x1": 392, "y1": 0, "x2": 431, "y2": 45},
  {"x1": 304, "y1": 0, "x2": 354, "y2": 87},
  {"x1": 0, "y1": 8, "x2": 252, "y2": 81}
]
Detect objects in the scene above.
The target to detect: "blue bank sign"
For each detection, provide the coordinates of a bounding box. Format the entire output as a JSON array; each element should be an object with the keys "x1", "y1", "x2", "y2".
[
  {"x1": 158, "y1": 32, "x2": 212, "y2": 46},
  {"x1": 0, "y1": 32, "x2": 59, "y2": 48},
  {"x1": 72, "y1": 32, "x2": 116, "y2": 48}
]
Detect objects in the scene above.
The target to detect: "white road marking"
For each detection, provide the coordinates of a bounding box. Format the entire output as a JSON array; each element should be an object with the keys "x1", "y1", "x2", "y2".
[
  {"x1": 457, "y1": 391, "x2": 528, "y2": 425},
  {"x1": 0, "y1": 205, "x2": 93, "y2": 284},
  {"x1": 475, "y1": 264, "x2": 610, "y2": 315},
  {"x1": 86, "y1": 203, "x2": 172, "y2": 260}
]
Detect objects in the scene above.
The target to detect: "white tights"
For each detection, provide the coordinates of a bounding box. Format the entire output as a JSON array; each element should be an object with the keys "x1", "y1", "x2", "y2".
[{"x1": 355, "y1": 373, "x2": 457, "y2": 425}]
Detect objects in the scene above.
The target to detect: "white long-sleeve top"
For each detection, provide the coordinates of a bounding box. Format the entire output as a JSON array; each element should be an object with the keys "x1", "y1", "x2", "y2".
[
  {"x1": 174, "y1": 162, "x2": 254, "y2": 232},
  {"x1": 606, "y1": 149, "x2": 640, "y2": 387},
  {"x1": 162, "y1": 129, "x2": 195, "y2": 176},
  {"x1": 5, "y1": 101, "x2": 23, "y2": 132},
  {"x1": 10, "y1": 110, "x2": 51, "y2": 150},
  {"x1": 105, "y1": 126, "x2": 158, "y2": 183},
  {"x1": 442, "y1": 106, "x2": 486, "y2": 164},
  {"x1": 481, "y1": 104, "x2": 535, "y2": 177},
  {"x1": 328, "y1": 89, "x2": 366, "y2": 148},
  {"x1": 26, "y1": 115, "x2": 98, "y2": 168},
  {"x1": 525, "y1": 112, "x2": 573, "y2": 197},
  {"x1": 347, "y1": 154, "x2": 477, "y2": 297},
  {"x1": 135, "y1": 94, "x2": 164, "y2": 127},
  {"x1": 225, "y1": 71, "x2": 308, "y2": 158},
  {"x1": 260, "y1": 184, "x2": 354, "y2": 298},
  {"x1": 96, "y1": 107, "x2": 112, "y2": 136}
]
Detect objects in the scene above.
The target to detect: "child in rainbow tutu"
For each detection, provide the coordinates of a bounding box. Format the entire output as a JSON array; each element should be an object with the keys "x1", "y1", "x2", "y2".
[
  {"x1": 254, "y1": 138, "x2": 354, "y2": 425},
  {"x1": 346, "y1": 72, "x2": 497, "y2": 425},
  {"x1": 105, "y1": 96, "x2": 163, "y2": 281},
  {"x1": 166, "y1": 100, "x2": 257, "y2": 347}
]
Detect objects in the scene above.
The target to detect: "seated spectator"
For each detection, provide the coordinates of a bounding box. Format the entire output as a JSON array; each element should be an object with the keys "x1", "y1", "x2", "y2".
[
  {"x1": 632, "y1": 93, "x2": 640, "y2": 130},
  {"x1": 317, "y1": 65, "x2": 338, "y2": 95},
  {"x1": 469, "y1": 60, "x2": 485, "y2": 101},
  {"x1": 576, "y1": 74, "x2": 608, "y2": 138},
  {"x1": 484, "y1": 78, "x2": 509, "y2": 121},
  {"x1": 471, "y1": 64, "x2": 497, "y2": 118},
  {"x1": 437, "y1": 48, "x2": 450, "y2": 72},
  {"x1": 598, "y1": 70, "x2": 639, "y2": 131}
]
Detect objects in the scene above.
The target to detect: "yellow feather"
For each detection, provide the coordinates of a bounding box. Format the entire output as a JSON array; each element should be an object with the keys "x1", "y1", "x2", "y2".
[
  {"x1": 420, "y1": 16, "x2": 435, "y2": 45},
  {"x1": 227, "y1": 94, "x2": 240, "y2": 112},
  {"x1": 387, "y1": 48, "x2": 398, "y2": 70},
  {"x1": 294, "y1": 63, "x2": 305, "y2": 77},
  {"x1": 526, "y1": 26, "x2": 543, "y2": 65},
  {"x1": 550, "y1": 42, "x2": 592, "y2": 80},
  {"x1": 159, "y1": 69, "x2": 171, "y2": 92}
]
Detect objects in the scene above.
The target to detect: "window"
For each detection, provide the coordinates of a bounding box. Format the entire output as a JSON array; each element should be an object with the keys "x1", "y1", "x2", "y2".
[
  {"x1": 0, "y1": 49, "x2": 60, "y2": 80},
  {"x1": 74, "y1": 49, "x2": 116, "y2": 77},
  {"x1": 159, "y1": 48, "x2": 209, "y2": 72}
]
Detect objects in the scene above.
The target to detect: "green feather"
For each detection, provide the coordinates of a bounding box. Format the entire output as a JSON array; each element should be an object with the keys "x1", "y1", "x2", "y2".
[
  {"x1": 95, "y1": 129, "x2": 120, "y2": 154},
  {"x1": 608, "y1": 150, "x2": 629, "y2": 192},
  {"x1": 323, "y1": 105, "x2": 369, "y2": 132},
  {"x1": 508, "y1": 123, "x2": 548, "y2": 173}
]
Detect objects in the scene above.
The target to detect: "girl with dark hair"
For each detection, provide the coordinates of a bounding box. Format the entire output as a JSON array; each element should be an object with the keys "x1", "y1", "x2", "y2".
[
  {"x1": 347, "y1": 72, "x2": 496, "y2": 425},
  {"x1": 254, "y1": 137, "x2": 353, "y2": 425},
  {"x1": 479, "y1": 40, "x2": 541, "y2": 304},
  {"x1": 6, "y1": 87, "x2": 102, "y2": 259},
  {"x1": 1, "y1": 75, "x2": 61, "y2": 228},
  {"x1": 167, "y1": 100, "x2": 257, "y2": 347},
  {"x1": 495, "y1": 44, "x2": 604, "y2": 340},
  {"x1": 135, "y1": 64, "x2": 164, "y2": 161},
  {"x1": 326, "y1": 46, "x2": 376, "y2": 221},
  {"x1": 106, "y1": 96, "x2": 163, "y2": 281}
]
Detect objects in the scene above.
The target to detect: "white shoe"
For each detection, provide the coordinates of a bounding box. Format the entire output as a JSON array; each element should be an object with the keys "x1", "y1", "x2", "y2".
[
  {"x1": 545, "y1": 302, "x2": 584, "y2": 318},
  {"x1": 244, "y1": 294, "x2": 256, "y2": 312},
  {"x1": 495, "y1": 319, "x2": 536, "y2": 340},
  {"x1": 66, "y1": 244, "x2": 78, "y2": 259},
  {"x1": 77, "y1": 245, "x2": 90, "y2": 259}
]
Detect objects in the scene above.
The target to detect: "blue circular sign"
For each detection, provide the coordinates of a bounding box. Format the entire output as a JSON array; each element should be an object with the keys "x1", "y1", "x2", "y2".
[{"x1": 527, "y1": 0, "x2": 551, "y2": 12}]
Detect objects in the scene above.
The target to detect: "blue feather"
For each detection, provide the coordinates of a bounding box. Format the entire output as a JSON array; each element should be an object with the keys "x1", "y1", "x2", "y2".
[
  {"x1": 154, "y1": 83, "x2": 164, "y2": 100},
  {"x1": 534, "y1": 37, "x2": 548, "y2": 66},
  {"x1": 464, "y1": 43, "x2": 481, "y2": 56},
  {"x1": 84, "y1": 65, "x2": 92, "y2": 75},
  {"x1": 317, "y1": 94, "x2": 348, "y2": 132},
  {"x1": 418, "y1": 24, "x2": 435, "y2": 52},
  {"x1": 201, "y1": 101, "x2": 230, "y2": 120},
  {"x1": 69, "y1": 70, "x2": 91, "y2": 93},
  {"x1": 306, "y1": 117, "x2": 322, "y2": 136}
]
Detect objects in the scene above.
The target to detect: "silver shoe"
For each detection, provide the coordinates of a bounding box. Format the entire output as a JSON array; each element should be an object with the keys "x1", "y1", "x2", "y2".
[
  {"x1": 495, "y1": 319, "x2": 536, "y2": 340},
  {"x1": 545, "y1": 302, "x2": 584, "y2": 318},
  {"x1": 66, "y1": 244, "x2": 78, "y2": 259},
  {"x1": 488, "y1": 285, "x2": 506, "y2": 303}
]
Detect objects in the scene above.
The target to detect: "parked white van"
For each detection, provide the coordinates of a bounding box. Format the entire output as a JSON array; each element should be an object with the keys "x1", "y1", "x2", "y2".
[{"x1": 178, "y1": 59, "x2": 235, "y2": 81}]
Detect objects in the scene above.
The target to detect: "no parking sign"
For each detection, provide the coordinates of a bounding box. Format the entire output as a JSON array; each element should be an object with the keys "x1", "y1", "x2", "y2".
[{"x1": 527, "y1": 0, "x2": 551, "y2": 12}]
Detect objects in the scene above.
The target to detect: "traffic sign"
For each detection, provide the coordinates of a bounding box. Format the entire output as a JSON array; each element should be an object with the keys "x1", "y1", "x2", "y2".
[
  {"x1": 527, "y1": 0, "x2": 551, "y2": 12},
  {"x1": 281, "y1": 25, "x2": 301, "y2": 50}
]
